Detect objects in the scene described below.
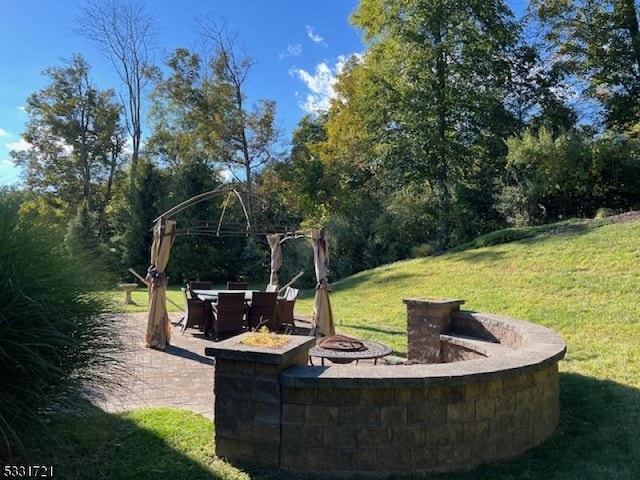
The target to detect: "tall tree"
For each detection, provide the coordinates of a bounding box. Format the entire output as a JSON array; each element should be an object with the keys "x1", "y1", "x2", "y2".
[
  {"x1": 11, "y1": 54, "x2": 126, "y2": 223},
  {"x1": 529, "y1": 0, "x2": 640, "y2": 130},
  {"x1": 76, "y1": 0, "x2": 159, "y2": 184},
  {"x1": 148, "y1": 22, "x2": 282, "y2": 229},
  {"x1": 197, "y1": 18, "x2": 283, "y2": 226},
  {"x1": 348, "y1": 0, "x2": 520, "y2": 248}
]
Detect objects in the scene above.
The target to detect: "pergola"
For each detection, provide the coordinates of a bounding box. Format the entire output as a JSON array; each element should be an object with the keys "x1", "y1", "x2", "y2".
[{"x1": 143, "y1": 185, "x2": 335, "y2": 349}]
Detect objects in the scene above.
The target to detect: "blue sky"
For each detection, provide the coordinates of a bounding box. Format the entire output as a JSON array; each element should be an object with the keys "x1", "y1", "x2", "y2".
[
  {"x1": 0, "y1": 0, "x2": 363, "y2": 186},
  {"x1": 0, "y1": 0, "x2": 526, "y2": 187}
]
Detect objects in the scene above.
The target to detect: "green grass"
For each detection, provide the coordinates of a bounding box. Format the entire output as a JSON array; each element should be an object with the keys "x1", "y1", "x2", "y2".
[{"x1": 34, "y1": 218, "x2": 640, "y2": 479}]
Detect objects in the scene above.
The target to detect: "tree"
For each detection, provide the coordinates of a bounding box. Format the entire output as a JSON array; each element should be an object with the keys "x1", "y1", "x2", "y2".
[
  {"x1": 76, "y1": 0, "x2": 159, "y2": 184},
  {"x1": 11, "y1": 54, "x2": 126, "y2": 224},
  {"x1": 347, "y1": 0, "x2": 521, "y2": 248},
  {"x1": 196, "y1": 18, "x2": 283, "y2": 226},
  {"x1": 148, "y1": 22, "x2": 282, "y2": 230},
  {"x1": 529, "y1": 0, "x2": 640, "y2": 131}
]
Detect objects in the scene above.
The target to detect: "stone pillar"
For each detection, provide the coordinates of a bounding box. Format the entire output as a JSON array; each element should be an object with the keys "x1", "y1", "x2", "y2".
[
  {"x1": 404, "y1": 298, "x2": 465, "y2": 363},
  {"x1": 205, "y1": 334, "x2": 315, "y2": 467}
]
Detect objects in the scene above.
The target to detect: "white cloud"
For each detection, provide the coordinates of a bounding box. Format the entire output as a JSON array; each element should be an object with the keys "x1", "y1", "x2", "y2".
[
  {"x1": 0, "y1": 128, "x2": 7, "y2": 136},
  {"x1": 6, "y1": 139, "x2": 31, "y2": 152},
  {"x1": 290, "y1": 55, "x2": 352, "y2": 114},
  {"x1": 279, "y1": 44, "x2": 302, "y2": 60},
  {"x1": 306, "y1": 25, "x2": 325, "y2": 45}
]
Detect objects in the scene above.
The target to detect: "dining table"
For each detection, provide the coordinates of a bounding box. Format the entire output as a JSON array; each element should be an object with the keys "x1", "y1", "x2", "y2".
[{"x1": 192, "y1": 289, "x2": 257, "y2": 303}]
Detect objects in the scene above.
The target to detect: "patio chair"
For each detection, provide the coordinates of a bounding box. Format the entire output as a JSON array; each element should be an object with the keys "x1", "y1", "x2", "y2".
[
  {"x1": 226, "y1": 281, "x2": 248, "y2": 290},
  {"x1": 276, "y1": 296, "x2": 297, "y2": 334},
  {"x1": 247, "y1": 291, "x2": 278, "y2": 331},
  {"x1": 283, "y1": 286, "x2": 299, "y2": 301},
  {"x1": 211, "y1": 292, "x2": 247, "y2": 340},
  {"x1": 180, "y1": 287, "x2": 208, "y2": 335},
  {"x1": 187, "y1": 280, "x2": 212, "y2": 298}
]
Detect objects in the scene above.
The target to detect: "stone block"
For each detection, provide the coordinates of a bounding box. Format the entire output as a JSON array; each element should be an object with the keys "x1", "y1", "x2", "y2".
[
  {"x1": 395, "y1": 387, "x2": 428, "y2": 405},
  {"x1": 407, "y1": 403, "x2": 447, "y2": 425},
  {"x1": 356, "y1": 427, "x2": 392, "y2": 447},
  {"x1": 282, "y1": 386, "x2": 317, "y2": 405},
  {"x1": 281, "y1": 404, "x2": 305, "y2": 425},
  {"x1": 281, "y1": 424, "x2": 323, "y2": 448},
  {"x1": 360, "y1": 387, "x2": 395, "y2": 405},
  {"x1": 304, "y1": 405, "x2": 339, "y2": 426},
  {"x1": 430, "y1": 385, "x2": 465, "y2": 404},
  {"x1": 494, "y1": 393, "x2": 516, "y2": 416},
  {"x1": 307, "y1": 447, "x2": 342, "y2": 469},
  {"x1": 323, "y1": 427, "x2": 358, "y2": 449},
  {"x1": 475, "y1": 398, "x2": 495, "y2": 420},
  {"x1": 465, "y1": 379, "x2": 503, "y2": 400},
  {"x1": 437, "y1": 443, "x2": 474, "y2": 469},
  {"x1": 447, "y1": 401, "x2": 476, "y2": 423},
  {"x1": 255, "y1": 401, "x2": 281, "y2": 425},
  {"x1": 317, "y1": 387, "x2": 360, "y2": 406},
  {"x1": 392, "y1": 425, "x2": 426, "y2": 447},
  {"x1": 381, "y1": 405, "x2": 407, "y2": 426},
  {"x1": 338, "y1": 406, "x2": 381, "y2": 426}
]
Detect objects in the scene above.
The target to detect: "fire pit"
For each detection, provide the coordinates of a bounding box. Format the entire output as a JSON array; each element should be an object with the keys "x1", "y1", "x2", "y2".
[{"x1": 308, "y1": 335, "x2": 392, "y2": 365}]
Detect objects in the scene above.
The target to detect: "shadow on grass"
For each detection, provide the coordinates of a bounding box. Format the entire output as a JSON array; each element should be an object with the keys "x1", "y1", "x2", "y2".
[
  {"x1": 21, "y1": 373, "x2": 640, "y2": 480},
  {"x1": 24, "y1": 407, "x2": 221, "y2": 480}
]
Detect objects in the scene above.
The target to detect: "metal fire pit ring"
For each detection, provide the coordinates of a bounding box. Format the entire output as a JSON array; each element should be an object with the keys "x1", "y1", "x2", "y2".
[{"x1": 308, "y1": 339, "x2": 392, "y2": 365}]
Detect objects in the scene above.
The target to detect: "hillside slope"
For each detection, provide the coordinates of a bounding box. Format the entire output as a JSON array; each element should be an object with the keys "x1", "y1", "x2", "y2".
[{"x1": 297, "y1": 217, "x2": 640, "y2": 389}]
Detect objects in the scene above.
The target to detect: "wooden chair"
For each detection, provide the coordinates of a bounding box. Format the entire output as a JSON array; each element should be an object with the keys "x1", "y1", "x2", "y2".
[
  {"x1": 226, "y1": 281, "x2": 248, "y2": 290},
  {"x1": 247, "y1": 291, "x2": 278, "y2": 331},
  {"x1": 180, "y1": 287, "x2": 208, "y2": 334},
  {"x1": 211, "y1": 292, "x2": 247, "y2": 340}
]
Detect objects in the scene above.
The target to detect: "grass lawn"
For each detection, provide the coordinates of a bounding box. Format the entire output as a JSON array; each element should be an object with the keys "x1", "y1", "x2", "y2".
[{"x1": 27, "y1": 218, "x2": 640, "y2": 479}]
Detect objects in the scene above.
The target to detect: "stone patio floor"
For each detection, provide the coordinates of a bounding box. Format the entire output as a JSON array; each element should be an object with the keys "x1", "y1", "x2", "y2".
[{"x1": 92, "y1": 312, "x2": 216, "y2": 420}]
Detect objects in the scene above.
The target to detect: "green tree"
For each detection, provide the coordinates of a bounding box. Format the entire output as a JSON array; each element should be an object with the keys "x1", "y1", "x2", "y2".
[
  {"x1": 347, "y1": 0, "x2": 521, "y2": 248},
  {"x1": 148, "y1": 32, "x2": 282, "y2": 229},
  {"x1": 529, "y1": 0, "x2": 640, "y2": 131},
  {"x1": 501, "y1": 127, "x2": 594, "y2": 224},
  {"x1": 11, "y1": 54, "x2": 126, "y2": 226}
]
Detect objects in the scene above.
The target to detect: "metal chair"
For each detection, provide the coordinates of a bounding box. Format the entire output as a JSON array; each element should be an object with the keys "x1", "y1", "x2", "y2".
[
  {"x1": 226, "y1": 281, "x2": 248, "y2": 290},
  {"x1": 211, "y1": 292, "x2": 247, "y2": 340},
  {"x1": 247, "y1": 291, "x2": 278, "y2": 331}
]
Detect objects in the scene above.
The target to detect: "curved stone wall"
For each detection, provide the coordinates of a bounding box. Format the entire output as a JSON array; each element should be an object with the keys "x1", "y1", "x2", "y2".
[{"x1": 206, "y1": 299, "x2": 566, "y2": 477}]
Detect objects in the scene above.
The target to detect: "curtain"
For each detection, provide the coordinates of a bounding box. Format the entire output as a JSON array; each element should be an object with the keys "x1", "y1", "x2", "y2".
[
  {"x1": 145, "y1": 218, "x2": 176, "y2": 349},
  {"x1": 267, "y1": 233, "x2": 283, "y2": 287},
  {"x1": 311, "y1": 228, "x2": 335, "y2": 337}
]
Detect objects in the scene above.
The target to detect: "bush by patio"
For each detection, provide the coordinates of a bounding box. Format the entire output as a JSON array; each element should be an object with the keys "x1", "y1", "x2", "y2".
[{"x1": 0, "y1": 198, "x2": 123, "y2": 460}]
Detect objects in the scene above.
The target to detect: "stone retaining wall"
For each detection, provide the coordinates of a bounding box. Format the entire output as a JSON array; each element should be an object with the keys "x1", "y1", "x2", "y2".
[{"x1": 205, "y1": 299, "x2": 566, "y2": 477}]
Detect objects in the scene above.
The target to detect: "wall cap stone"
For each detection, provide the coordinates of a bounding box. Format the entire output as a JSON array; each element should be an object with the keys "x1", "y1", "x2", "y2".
[
  {"x1": 281, "y1": 309, "x2": 566, "y2": 388},
  {"x1": 205, "y1": 333, "x2": 315, "y2": 364}
]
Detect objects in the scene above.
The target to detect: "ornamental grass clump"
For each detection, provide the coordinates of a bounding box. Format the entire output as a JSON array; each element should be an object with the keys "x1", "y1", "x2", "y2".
[
  {"x1": 240, "y1": 326, "x2": 290, "y2": 349},
  {"x1": 0, "y1": 197, "x2": 123, "y2": 461}
]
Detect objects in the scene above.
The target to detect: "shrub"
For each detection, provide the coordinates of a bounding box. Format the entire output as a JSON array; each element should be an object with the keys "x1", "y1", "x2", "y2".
[{"x1": 0, "y1": 196, "x2": 123, "y2": 460}]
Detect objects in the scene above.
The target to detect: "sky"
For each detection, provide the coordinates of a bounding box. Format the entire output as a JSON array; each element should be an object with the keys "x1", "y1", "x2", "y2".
[{"x1": 0, "y1": 0, "x2": 527, "y2": 187}]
